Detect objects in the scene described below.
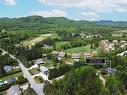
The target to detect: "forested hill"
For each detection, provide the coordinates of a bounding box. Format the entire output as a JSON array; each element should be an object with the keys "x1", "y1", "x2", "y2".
[
  {"x1": 0, "y1": 16, "x2": 93, "y2": 29},
  {"x1": 0, "y1": 16, "x2": 127, "y2": 31},
  {"x1": 95, "y1": 20, "x2": 127, "y2": 27}
]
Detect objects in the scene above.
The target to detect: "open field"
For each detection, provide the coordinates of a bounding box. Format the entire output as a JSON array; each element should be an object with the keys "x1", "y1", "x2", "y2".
[
  {"x1": 20, "y1": 34, "x2": 52, "y2": 47},
  {"x1": 65, "y1": 44, "x2": 101, "y2": 54},
  {"x1": 0, "y1": 72, "x2": 23, "y2": 81}
]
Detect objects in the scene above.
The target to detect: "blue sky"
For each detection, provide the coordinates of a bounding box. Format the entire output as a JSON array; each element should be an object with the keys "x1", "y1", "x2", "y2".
[{"x1": 0, "y1": 0, "x2": 127, "y2": 21}]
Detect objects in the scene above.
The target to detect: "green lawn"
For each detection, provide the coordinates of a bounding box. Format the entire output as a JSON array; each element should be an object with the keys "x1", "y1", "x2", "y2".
[
  {"x1": 29, "y1": 67, "x2": 40, "y2": 75},
  {"x1": 56, "y1": 41, "x2": 70, "y2": 46},
  {"x1": 65, "y1": 44, "x2": 100, "y2": 54},
  {"x1": 55, "y1": 41, "x2": 70, "y2": 50},
  {"x1": 0, "y1": 72, "x2": 23, "y2": 81}
]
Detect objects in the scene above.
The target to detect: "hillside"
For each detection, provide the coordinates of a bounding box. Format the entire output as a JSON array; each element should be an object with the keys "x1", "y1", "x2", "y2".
[
  {"x1": 0, "y1": 16, "x2": 106, "y2": 30},
  {"x1": 0, "y1": 16, "x2": 127, "y2": 32}
]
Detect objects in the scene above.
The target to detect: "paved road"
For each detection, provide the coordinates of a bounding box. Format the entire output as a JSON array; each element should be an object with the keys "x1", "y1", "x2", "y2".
[
  {"x1": 97, "y1": 70, "x2": 106, "y2": 86},
  {"x1": 0, "y1": 48, "x2": 44, "y2": 95}
]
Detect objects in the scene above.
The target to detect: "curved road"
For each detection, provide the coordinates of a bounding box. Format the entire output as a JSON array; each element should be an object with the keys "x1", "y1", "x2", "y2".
[{"x1": 0, "y1": 48, "x2": 44, "y2": 95}]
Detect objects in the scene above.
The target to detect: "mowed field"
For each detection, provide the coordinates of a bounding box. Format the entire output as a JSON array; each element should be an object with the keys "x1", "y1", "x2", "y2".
[
  {"x1": 65, "y1": 44, "x2": 101, "y2": 54},
  {"x1": 65, "y1": 45, "x2": 91, "y2": 54},
  {"x1": 20, "y1": 34, "x2": 52, "y2": 46}
]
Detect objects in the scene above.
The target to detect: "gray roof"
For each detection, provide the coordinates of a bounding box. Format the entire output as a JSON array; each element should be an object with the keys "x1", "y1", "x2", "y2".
[
  {"x1": 72, "y1": 53, "x2": 80, "y2": 59},
  {"x1": 7, "y1": 78, "x2": 17, "y2": 84},
  {"x1": 4, "y1": 65, "x2": 13, "y2": 72},
  {"x1": 84, "y1": 52, "x2": 91, "y2": 57},
  {"x1": 7, "y1": 85, "x2": 22, "y2": 95},
  {"x1": 35, "y1": 59, "x2": 44, "y2": 64},
  {"x1": 58, "y1": 52, "x2": 65, "y2": 58},
  {"x1": 106, "y1": 68, "x2": 116, "y2": 74}
]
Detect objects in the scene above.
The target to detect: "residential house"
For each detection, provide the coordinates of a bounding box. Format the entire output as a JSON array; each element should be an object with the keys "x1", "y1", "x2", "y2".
[
  {"x1": 72, "y1": 53, "x2": 80, "y2": 59},
  {"x1": 100, "y1": 40, "x2": 110, "y2": 52},
  {"x1": 72, "y1": 53, "x2": 80, "y2": 62},
  {"x1": 58, "y1": 52, "x2": 65, "y2": 58},
  {"x1": 7, "y1": 84, "x2": 22, "y2": 95},
  {"x1": 57, "y1": 52, "x2": 65, "y2": 60},
  {"x1": 52, "y1": 51, "x2": 59, "y2": 56},
  {"x1": 35, "y1": 59, "x2": 44, "y2": 65},
  {"x1": 4, "y1": 65, "x2": 13, "y2": 73},
  {"x1": 86, "y1": 58, "x2": 107, "y2": 65},
  {"x1": 40, "y1": 66, "x2": 49, "y2": 76},
  {"x1": 84, "y1": 52, "x2": 91, "y2": 58}
]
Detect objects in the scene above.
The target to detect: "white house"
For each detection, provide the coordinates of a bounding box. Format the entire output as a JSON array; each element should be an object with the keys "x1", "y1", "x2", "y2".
[{"x1": 40, "y1": 66, "x2": 49, "y2": 76}]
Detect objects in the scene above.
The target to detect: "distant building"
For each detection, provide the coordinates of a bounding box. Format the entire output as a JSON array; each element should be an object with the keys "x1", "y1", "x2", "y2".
[
  {"x1": 72, "y1": 53, "x2": 80, "y2": 59},
  {"x1": 86, "y1": 58, "x2": 107, "y2": 65},
  {"x1": 58, "y1": 52, "x2": 65, "y2": 58},
  {"x1": 112, "y1": 40, "x2": 119, "y2": 45},
  {"x1": 4, "y1": 65, "x2": 13, "y2": 73},
  {"x1": 7, "y1": 84, "x2": 22, "y2": 95},
  {"x1": 7, "y1": 78, "x2": 17, "y2": 84},
  {"x1": 100, "y1": 40, "x2": 110, "y2": 52},
  {"x1": 35, "y1": 59, "x2": 44, "y2": 65},
  {"x1": 84, "y1": 52, "x2": 91, "y2": 58},
  {"x1": 52, "y1": 51, "x2": 59, "y2": 55}
]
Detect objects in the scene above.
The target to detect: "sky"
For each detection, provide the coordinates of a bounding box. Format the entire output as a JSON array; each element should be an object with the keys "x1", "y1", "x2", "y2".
[{"x1": 0, "y1": 0, "x2": 127, "y2": 21}]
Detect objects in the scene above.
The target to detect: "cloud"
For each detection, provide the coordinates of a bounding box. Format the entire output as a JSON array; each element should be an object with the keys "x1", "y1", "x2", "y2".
[
  {"x1": 2, "y1": 0, "x2": 16, "y2": 5},
  {"x1": 38, "y1": 0, "x2": 127, "y2": 13},
  {"x1": 82, "y1": 12, "x2": 99, "y2": 18},
  {"x1": 81, "y1": 12, "x2": 99, "y2": 21},
  {"x1": 31, "y1": 9, "x2": 68, "y2": 17}
]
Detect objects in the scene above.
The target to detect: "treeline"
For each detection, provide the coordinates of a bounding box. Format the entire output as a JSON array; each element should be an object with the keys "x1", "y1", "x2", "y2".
[
  {"x1": 44, "y1": 66, "x2": 126, "y2": 95},
  {"x1": 48, "y1": 64, "x2": 72, "y2": 80},
  {"x1": 0, "y1": 16, "x2": 117, "y2": 32}
]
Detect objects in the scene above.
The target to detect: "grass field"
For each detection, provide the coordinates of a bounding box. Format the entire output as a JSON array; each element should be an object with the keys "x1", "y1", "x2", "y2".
[
  {"x1": 65, "y1": 44, "x2": 100, "y2": 54},
  {"x1": 55, "y1": 41, "x2": 70, "y2": 50},
  {"x1": 20, "y1": 34, "x2": 52, "y2": 47},
  {"x1": 0, "y1": 72, "x2": 23, "y2": 81}
]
